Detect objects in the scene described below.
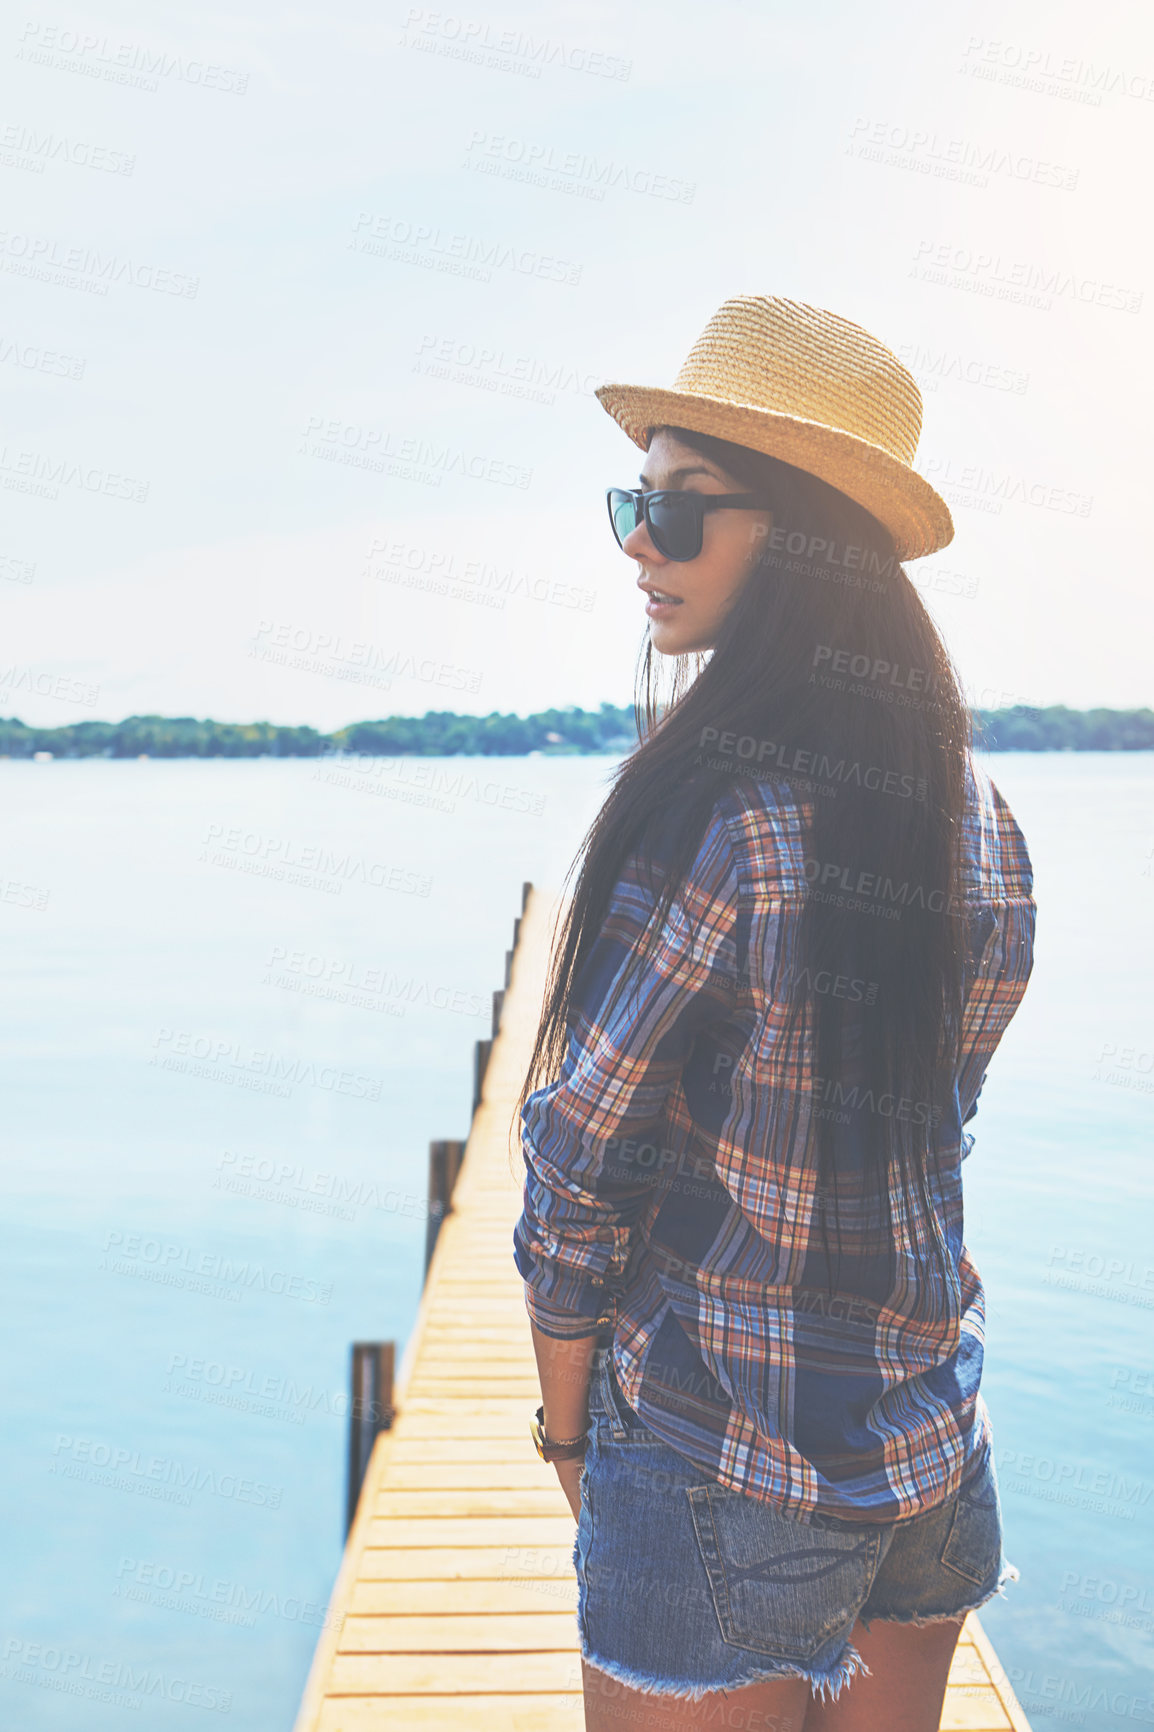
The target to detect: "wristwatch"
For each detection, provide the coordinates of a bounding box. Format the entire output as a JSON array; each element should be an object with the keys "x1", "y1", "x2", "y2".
[{"x1": 531, "y1": 1404, "x2": 589, "y2": 1462}]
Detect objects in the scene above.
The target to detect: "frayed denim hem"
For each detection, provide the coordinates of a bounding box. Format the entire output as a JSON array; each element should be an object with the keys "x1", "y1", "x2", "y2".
[
  {"x1": 859, "y1": 1557, "x2": 1021, "y2": 1632},
  {"x1": 573, "y1": 1488, "x2": 874, "y2": 1708},
  {"x1": 578, "y1": 1633, "x2": 873, "y2": 1708}
]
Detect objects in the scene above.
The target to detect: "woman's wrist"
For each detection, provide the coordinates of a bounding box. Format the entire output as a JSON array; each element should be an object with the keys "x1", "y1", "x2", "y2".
[
  {"x1": 542, "y1": 1416, "x2": 589, "y2": 1445},
  {"x1": 529, "y1": 1319, "x2": 598, "y2": 1443}
]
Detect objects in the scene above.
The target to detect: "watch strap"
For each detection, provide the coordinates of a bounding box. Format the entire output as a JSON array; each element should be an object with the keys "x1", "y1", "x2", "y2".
[{"x1": 532, "y1": 1404, "x2": 589, "y2": 1462}]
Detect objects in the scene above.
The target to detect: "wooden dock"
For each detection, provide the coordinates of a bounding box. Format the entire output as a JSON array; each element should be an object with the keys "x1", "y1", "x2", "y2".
[{"x1": 291, "y1": 884, "x2": 1034, "y2": 1731}]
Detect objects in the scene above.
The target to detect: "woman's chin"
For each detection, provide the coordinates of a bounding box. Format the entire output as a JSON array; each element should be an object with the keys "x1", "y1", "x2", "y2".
[{"x1": 650, "y1": 617, "x2": 708, "y2": 655}]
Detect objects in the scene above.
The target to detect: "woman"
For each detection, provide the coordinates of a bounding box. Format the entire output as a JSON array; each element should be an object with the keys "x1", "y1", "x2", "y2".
[{"x1": 511, "y1": 296, "x2": 1036, "y2": 1730}]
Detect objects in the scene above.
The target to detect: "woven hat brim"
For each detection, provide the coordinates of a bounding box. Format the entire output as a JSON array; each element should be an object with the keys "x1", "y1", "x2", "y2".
[{"x1": 594, "y1": 384, "x2": 953, "y2": 562}]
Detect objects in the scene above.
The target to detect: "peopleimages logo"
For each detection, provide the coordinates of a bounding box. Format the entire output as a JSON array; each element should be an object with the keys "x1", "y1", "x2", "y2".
[
  {"x1": 846, "y1": 116, "x2": 1080, "y2": 190},
  {"x1": 0, "y1": 121, "x2": 136, "y2": 176},
  {"x1": 199, "y1": 821, "x2": 432, "y2": 896},
  {"x1": 810, "y1": 1075, "x2": 943, "y2": 1128},
  {"x1": 693, "y1": 729, "x2": 927, "y2": 801},
  {"x1": 149, "y1": 1027, "x2": 383, "y2": 1101},
  {"x1": 15, "y1": 20, "x2": 249, "y2": 95},
  {"x1": 0, "y1": 1635, "x2": 232, "y2": 1712},
  {"x1": 349, "y1": 211, "x2": 582, "y2": 288},
  {"x1": 756, "y1": 524, "x2": 899, "y2": 581},
  {"x1": 463, "y1": 129, "x2": 695, "y2": 203},
  {"x1": 49, "y1": 1432, "x2": 283, "y2": 1508},
  {"x1": 0, "y1": 226, "x2": 199, "y2": 297},
  {"x1": 803, "y1": 857, "x2": 961, "y2": 916},
  {"x1": 909, "y1": 238, "x2": 1142, "y2": 314},
  {"x1": 100, "y1": 1230, "x2": 334, "y2": 1304},
  {"x1": 958, "y1": 34, "x2": 1154, "y2": 106},
  {"x1": 811, "y1": 644, "x2": 937, "y2": 695},
  {"x1": 784, "y1": 965, "x2": 880, "y2": 1005},
  {"x1": 113, "y1": 1554, "x2": 345, "y2": 1630},
  {"x1": 399, "y1": 9, "x2": 632, "y2": 81}
]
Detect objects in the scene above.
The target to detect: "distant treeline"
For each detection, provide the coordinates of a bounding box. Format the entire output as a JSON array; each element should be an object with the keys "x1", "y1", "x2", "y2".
[{"x1": 0, "y1": 704, "x2": 1151, "y2": 759}]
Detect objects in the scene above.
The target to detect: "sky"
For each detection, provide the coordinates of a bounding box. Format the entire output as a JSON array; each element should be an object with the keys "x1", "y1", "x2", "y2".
[{"x1": 2, "y1": 0, "x2": 1152, "y2": 730}]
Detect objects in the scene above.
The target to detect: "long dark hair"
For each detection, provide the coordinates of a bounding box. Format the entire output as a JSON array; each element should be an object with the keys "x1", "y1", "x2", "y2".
[{"x1": 509, "y1": 425, "x2": 974, "y2": 1310}]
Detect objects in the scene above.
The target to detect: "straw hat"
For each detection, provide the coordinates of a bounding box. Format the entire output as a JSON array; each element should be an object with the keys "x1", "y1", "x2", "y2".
[{"x1": 594, "y1": 295, "x2": 953, "y2": 561}]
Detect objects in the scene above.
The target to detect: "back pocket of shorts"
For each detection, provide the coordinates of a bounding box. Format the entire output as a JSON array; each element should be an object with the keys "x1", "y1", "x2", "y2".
[
  {"x1": 686, "y1": 1482, "x2": 878, "y2": 1662},
  {"x1": 939, "y1": 1458, "x2": 1003, "y2": 1587}
]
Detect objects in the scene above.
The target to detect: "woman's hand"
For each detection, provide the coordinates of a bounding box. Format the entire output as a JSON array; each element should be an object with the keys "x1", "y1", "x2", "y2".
[{"x1": 554, "y1": 1451, "x2": 587, "y2": 1521}]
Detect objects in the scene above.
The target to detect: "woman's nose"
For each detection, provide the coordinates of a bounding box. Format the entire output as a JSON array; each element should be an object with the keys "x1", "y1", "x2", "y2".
[{"x1": 622, "y1": 521, "x2": 663, "y2": 562}]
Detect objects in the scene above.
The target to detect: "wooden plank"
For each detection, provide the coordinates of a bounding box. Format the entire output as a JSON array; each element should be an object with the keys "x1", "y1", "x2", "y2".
[
  {"x1": 428, "y1": 1250, "x2": 521, "y2": 1263},
  {"x1": 404, "y1": 1385, "x2": 543, "y2": 1403},
  {"x1": 315, "y1": 1695, "x2": 583, "y2": 1732},
  {"x1": 355, "y1": 1545, "x2": 577, "y2": 1582},
  {"x1": 413, "y1": 1354, "x2": 530, "y2": 1367},
  {"x1": 374, "y1": 1489, "x2": 568, "y2": 1518},
  {"x1": 406, "y1": 1370, "x2": 542, "y2": 1388},
  {"x1": 406, "y1": 1372, "x2": 540, "y2": 1387},
  {"x1": 338, "y1": 1611, "x2": 579, "y2": 1652},
  {"x1": 947, "y1": 1645, "x2": 991, "y2": 1686},
  {"x1": 415, "y1": 1340, "x2": 529, "y2": 1355},
  {"x1": 386, "y1": 1411, "x2": 539, "y2": 1436},
  {"x1": 384, "y1": 1420, "x2": 536, "y2": 1443},
  {"x1": 393, "y1": 1392, "x2": 537, "y2": 1406},
  {"x1": 382, "y1": 1461, "x2": 563, "y2": 1489},
  {"x1": 414, "y1": 1350, "x2": 533, "y2": 1364},
  {"x1": 939, "y1": 1687, "x2": 1012, "y2": 1730},
  {"x1": 419, "y1": 1329, "x2": 528, "y2": 1340},
  {"x1": 405, "y1": 1378, "x2": 543, "y2": 1395},
  {"x1": 361, "y1": 1516, "x2": 576, "y2": 1549},
  {"x1": 426, "y1": 1247, "x2": 521, "y2": 1260},
  {"x1": 383, "y1": 1438, "x2": 547, "y2": 1464},
  {"x1": 413, "y1": 1332, "x2": 528, "y2": 1348},
  {"x1": 348, "y1": 1579, "x2": 577, "y2": 1615},
  {"x1": 418, "y1": 1305, "x2": 528, "y2": 1321},
  {"x1": 328, "y1": 1651, "x2": 585, "y2": 1693}
]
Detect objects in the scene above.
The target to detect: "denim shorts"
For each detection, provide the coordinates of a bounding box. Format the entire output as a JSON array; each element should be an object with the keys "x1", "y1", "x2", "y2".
[{"x1": 573, "y1": 1348, "x2": 1021, "y2": 1705}]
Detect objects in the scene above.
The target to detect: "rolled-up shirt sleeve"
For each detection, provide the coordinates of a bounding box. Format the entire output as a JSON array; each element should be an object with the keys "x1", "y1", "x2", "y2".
[{"x1": 512, "y1": 800, "x2": 744, "y2": 1338}]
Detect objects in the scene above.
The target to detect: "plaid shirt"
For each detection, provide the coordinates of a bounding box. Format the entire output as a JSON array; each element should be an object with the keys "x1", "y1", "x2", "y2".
[{"x1": 513, "y1": 754, "x2": 1036, "y2": 1525}]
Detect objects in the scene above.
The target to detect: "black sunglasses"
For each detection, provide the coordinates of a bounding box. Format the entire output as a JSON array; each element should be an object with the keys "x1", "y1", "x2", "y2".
[{"x1": 606, "y1": 486, "x2": 774, "y2": 563}]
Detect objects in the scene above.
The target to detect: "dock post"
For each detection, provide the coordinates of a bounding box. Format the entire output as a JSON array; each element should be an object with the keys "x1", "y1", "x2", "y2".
[
  {"x1": 473, "y1": 1037, "x2": 492, "y2": 1115},
  {"x1": 424, "y1": 1138, "x2": 466, "y2": 1273},
  {"x1": 504, "y1": 882, "x2": 532, "y2": 991},
  {"x1": 346, "y1": 1342, "x2": 395, "y2": 1537}
]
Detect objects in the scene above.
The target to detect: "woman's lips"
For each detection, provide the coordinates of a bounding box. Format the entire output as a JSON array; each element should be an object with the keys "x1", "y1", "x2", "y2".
[{"x1": 644, "y1": 588, "x2": 684, "y2": 617}]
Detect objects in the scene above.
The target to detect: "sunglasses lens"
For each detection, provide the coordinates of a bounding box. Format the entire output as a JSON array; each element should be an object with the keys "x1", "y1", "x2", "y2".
[
  {"x1": 608, "y1": 490, "x2": 640, "y2": 547},
  {"x1": 647, "y1": 493, "x2": 700, "y2": 561}
]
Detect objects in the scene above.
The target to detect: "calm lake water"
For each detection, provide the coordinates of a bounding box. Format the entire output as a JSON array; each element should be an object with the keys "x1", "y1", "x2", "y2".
[{"x1": 1, "y1": 752, "x2": 1151, "y2": 1730}]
